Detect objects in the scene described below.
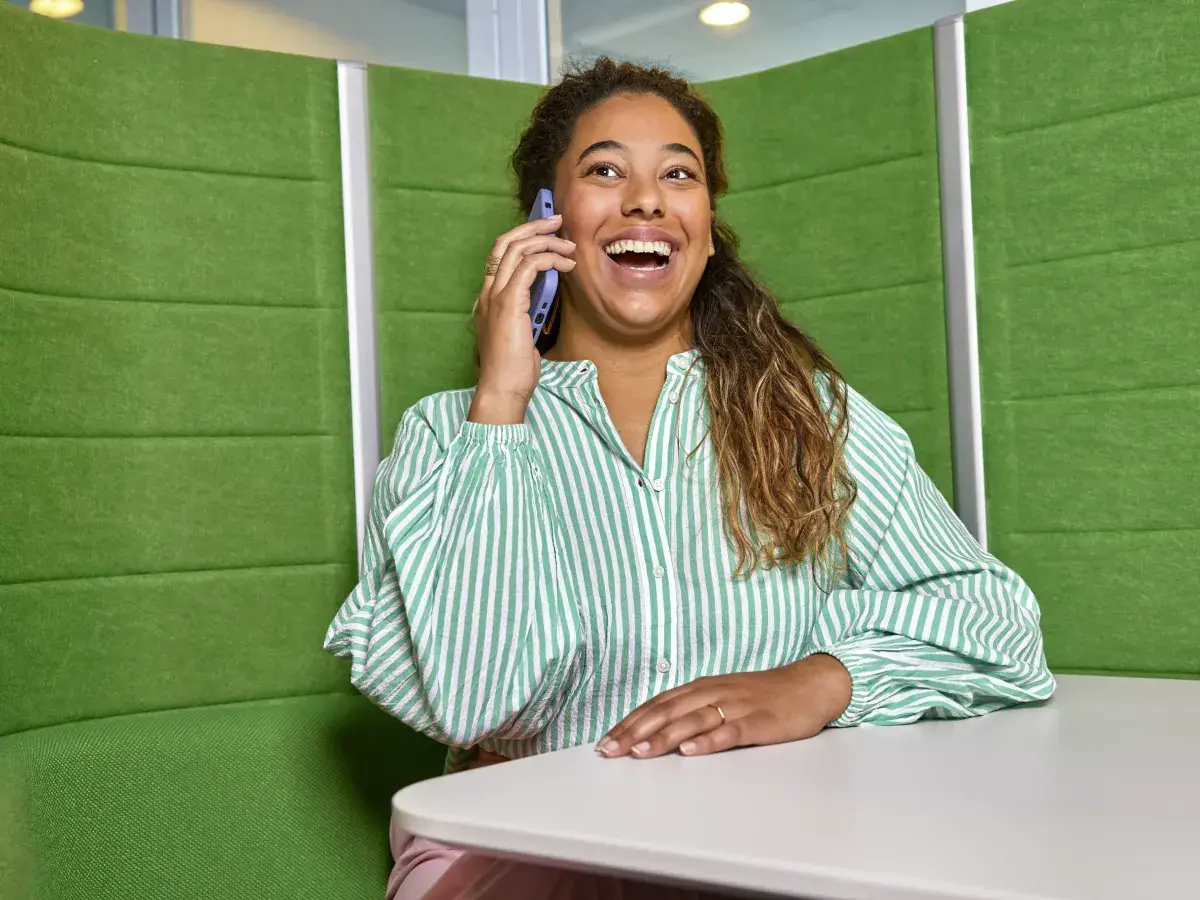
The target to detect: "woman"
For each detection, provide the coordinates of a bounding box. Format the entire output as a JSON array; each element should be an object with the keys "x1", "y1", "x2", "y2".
[{"x1": 325, "y1": 58, "x2": 1054, "y2": 899}]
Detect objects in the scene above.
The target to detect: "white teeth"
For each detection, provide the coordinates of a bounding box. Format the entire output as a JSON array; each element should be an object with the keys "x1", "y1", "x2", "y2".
[{"x1": 603, "y1": 239, "x2": 673, "y2": 257}]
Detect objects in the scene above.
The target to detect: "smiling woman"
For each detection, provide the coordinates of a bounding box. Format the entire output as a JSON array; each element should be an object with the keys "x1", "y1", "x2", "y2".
[{"x1": 324, "y1": 57, "x2": 1054, "y2": 900}]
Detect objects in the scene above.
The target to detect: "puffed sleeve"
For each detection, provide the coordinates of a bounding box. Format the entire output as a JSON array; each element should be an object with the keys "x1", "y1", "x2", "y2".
[
  {"x1": 324, "y1": 401, "x2": 582, "y2": 746},
  {"x1": 806, "y1": 386, "x2": 1055, "y2": 725}
]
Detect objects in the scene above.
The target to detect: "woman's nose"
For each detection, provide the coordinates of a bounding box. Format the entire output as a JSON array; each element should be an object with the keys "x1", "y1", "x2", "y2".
[{"x1": 620, "y1": 173, "x2": 665, "y2": 218}]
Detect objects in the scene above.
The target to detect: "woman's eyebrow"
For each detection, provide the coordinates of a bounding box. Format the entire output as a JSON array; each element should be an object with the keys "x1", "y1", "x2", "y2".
[
  {"x1": 577, "y1": 140, "x2": 627, "y2": 163},
  {"x1": 576, "y1": 141, "x2": 703, "y2": 165},
  {"x1": 661, "y1": 142, "x2": 702, "y2": 165}
]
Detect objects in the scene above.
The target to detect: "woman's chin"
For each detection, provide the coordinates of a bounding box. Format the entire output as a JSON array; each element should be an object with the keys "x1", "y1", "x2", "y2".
[{"x1": 595, "y1": 296, "x2": 682, "y2": 335}]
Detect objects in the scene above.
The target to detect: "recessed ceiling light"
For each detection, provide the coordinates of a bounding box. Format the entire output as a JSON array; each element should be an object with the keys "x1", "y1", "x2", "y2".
[
  {"x1": 700, "y1": 2, "x2": 750, "y2": 27},
  {"x1": 30, "y1": 0, "x2": 84, "y2": 18}
]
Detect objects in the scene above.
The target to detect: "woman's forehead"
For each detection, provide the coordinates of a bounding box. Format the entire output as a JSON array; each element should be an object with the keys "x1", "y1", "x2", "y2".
[{"x1": 570, "y1": 94, "x2": 701, "y2": 152}]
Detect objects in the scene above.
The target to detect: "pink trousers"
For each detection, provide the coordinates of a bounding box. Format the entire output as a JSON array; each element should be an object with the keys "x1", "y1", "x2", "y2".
[{"x1": 386, "y1": 818, "x2": 735, "y2": 900}]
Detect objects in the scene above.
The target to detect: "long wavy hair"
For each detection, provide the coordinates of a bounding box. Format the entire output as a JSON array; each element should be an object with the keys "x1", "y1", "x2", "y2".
[{"x1": 511, "y1": 58, "x2": 857, "y2": 578}]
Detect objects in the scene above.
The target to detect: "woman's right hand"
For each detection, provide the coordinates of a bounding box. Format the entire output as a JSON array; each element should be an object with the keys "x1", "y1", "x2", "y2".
[{"x1": 469, "y1": 215, "x2": 576, "y2": 426}]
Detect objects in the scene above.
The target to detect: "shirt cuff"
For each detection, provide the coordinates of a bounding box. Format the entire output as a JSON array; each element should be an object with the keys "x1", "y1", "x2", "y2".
[
  {"x1": 458, "y1": 421, "x2": 532, "y2": 446},
  {"x1": 811, "y1": 646, "x2": 872, "y2": 728}
]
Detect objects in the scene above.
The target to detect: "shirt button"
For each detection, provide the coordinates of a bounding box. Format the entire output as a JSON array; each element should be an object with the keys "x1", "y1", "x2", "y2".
[
  {"x1": 652, "y1": 479, "x2": 664, "y2": 491},
  {"x1": 656, "y1": 658, "x2": 672, "y2": 673},
  {"x1": 669, "y1": 392, "x2": 681, "y2": 404},
  {"x1": 653, "y1": 565, "x2": 665, "y2": 578}
]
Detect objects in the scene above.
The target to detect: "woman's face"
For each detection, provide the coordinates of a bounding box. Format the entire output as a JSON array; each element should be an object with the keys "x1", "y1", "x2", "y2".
[{"x1": 553, "y1": 92, "x2": 715, "y2": 341}]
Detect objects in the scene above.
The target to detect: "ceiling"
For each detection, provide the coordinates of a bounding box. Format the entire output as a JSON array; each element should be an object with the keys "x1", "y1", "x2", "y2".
[
  {"x1": 390, "y1": 0, "x2": 969, "y2": 81},
  {"x1": 559, "y1": 0, "x2": 965, "y2": 81}
]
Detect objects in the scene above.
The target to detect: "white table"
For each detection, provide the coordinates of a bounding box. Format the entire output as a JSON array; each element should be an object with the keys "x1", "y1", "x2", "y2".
[{"x1": 393, "y1": 675, "x2": 1200, "y2": 899}]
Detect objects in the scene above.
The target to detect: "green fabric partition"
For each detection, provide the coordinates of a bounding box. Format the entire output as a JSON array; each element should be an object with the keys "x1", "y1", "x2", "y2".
[
  {"x1": 370, "y1": 67, "x2": 543, "y2": 438},
  {"x1": 370, "y1": 32, "x2": 953, "y2": 498},
  {"x1": 703, "y1": 30, "x2": 952, "y2": 499},
  {"x1": 968, "y1": 0, "x2": 1200, "y2": 676},
  {"x1": 0, "y1": 7, "x2": 441, "y2": 899}
]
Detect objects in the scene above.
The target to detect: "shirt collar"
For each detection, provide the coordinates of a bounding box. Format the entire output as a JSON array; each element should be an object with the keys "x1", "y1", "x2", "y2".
[
  {"x1": 538, "y1": 357, "x2": 596, "y2": 390},
  {"x1": 666, "y1": 348, "x2": 704, "y2": 377},
  {"x1": 539, "y1": 349, "x2": 704, "y2": 391}
]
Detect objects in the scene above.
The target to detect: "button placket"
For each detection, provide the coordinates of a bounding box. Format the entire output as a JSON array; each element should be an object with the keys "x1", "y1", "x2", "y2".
[{"x1": 635, "y1": 368, "x2": 688, "y2": 688}]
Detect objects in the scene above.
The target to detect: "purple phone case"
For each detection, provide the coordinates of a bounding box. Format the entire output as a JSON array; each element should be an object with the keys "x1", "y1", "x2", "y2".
[{"x1": 527, "y1": 188, "x2": 558, "y2": 344}]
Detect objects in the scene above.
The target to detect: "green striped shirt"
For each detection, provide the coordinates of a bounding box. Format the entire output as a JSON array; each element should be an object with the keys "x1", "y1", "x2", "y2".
[{"x1": 325, "y1": 350, "x2": 1054, "y2": 767}]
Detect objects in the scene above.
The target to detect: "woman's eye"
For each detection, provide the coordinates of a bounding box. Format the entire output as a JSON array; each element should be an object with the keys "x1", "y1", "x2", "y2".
[
  {"x1": 589, "y1": 164, "x2": 619, "y2": 178},
  {"x1": 666, "y1": 167, "x2": 697, "y2": 181}
]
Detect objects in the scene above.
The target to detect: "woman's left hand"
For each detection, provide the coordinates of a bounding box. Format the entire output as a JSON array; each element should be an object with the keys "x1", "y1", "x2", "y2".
[{"x1": 596, "y1": 654, "x2": 853, "y2": 759}]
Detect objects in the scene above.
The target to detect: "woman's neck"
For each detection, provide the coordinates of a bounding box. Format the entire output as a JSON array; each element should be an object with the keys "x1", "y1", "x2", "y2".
[
  {"x1": 546, "y1": 319, "x2": 692, "y2": 468},
  {"x1": 549, "y1": 331, "x2": 690, "y2": 376},
  {"x1": 545, "y1": 305, "x2": 693, "y2": 380}
]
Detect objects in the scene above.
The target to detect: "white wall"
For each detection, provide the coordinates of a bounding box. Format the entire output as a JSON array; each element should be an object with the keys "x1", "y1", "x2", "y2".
[{"x1": 185, "y1": 0, "x2": 468, "y2": 72}]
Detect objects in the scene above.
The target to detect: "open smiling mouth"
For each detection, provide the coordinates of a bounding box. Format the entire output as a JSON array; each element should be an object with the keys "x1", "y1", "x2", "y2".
[{"x1": 603, "y1": 239, "x2": 673, "y2": 271}]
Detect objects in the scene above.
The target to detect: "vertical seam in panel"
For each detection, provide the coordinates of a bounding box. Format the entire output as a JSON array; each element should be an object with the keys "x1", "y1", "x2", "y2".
[
  {"x1": 933, "y1": 16, "x2": 988, "y2": 550},
  {"x1": 337, "y1": 61, "x2": 381, "y2": 568}
]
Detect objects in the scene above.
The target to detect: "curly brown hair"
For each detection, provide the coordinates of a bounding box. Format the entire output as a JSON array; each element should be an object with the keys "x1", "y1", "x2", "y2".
[{"x1": 512, "y1": 57, "x2": 857, "y2": 578}]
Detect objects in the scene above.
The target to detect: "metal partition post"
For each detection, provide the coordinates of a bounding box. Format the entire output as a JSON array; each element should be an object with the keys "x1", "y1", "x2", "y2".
[
  {"x1": 337, "y1": 60, "x2": 381, "y2": 566},
  {"x1": 934, "y1": 15, "x2": 988, "y2": 549}
]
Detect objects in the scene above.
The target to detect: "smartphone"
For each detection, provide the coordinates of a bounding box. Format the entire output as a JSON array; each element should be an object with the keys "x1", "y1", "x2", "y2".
[{"x1": 527, "y1": 188, "x2": 559, "y2": 345}]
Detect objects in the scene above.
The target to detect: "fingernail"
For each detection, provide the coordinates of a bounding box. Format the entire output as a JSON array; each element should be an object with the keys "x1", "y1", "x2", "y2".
[
  {"x1": 679, "y1": 741, "x2": 696, "y2": 755},
  {"x1": 597, "y1": 739, "x2": 618, "y2": 755},
  {"x1": 631, "y1": 741, "x2": 650, "y2": 756}
]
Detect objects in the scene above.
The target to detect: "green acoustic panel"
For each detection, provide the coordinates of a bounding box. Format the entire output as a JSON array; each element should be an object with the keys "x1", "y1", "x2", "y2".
[
  {"x1": 981, "y1": 245, "x2": 1200, "y2": 400},
  {"x1": 1, "y1": 292, "x2": 345, "y2": 436},
  {"x1": 0, "y1": 3, "x2": 339, "y2": 178},
  {"x1": 0, "y1": 437, "x2": 352, "y2": 585},
  {"x1": 378, "y1": 312, "x2": 477, "y2": 438},
  {"x1": 985, "y1": 393, "x2": 1200, "y2": 536},
  {"x1": 370, "y1": 66, "x2": 540, "y2": 437},
  {"x1": 374, "y1": 191, "x2": 517, "y2": 313},
  {"x1": 0, "y1": 565, "x2": 357, "y2": 736},
  {"x1": 701, "y1": 29, "x2": 940, "y2": 191},
  {"x1": 0, "y1": 0, "x2": 358, "y2": 736},
  {"x1": 720, "y1": 157, "x2": 942, "y2": 302},
  {"x1": 0, "y1": 750, "x2": 33, "y2": 900},
  {"x1": 1000, "y1": 533, "x2": 1200, "y2": 676},
  {"x1": 0, "y1": 695, "x2": 445, "y2": 900},
  {"x1": 966, "y1": 0, "x2": 1200, "y2": 137},
  {"x1": 0, "y1": 145, "x2": 344, "y2": 305},
  {"x1": 781, "y1": 285, "x2": 947, "y2": 413},
  {"x1": 969, "y1": 0, "x2": 1200, "y2": 675},
  {"x1": 371, "y1": 67, "x2": 543, "y2": 194},
  {"x1": 781, "y1": 282, "x2": 953, "y2": 503},
  {"x1": 704, "y1": 30, "x2": 951, "y2": 499},
  {"x1": 969, "y1": 101, "x2": 1200, "y2": 269}
]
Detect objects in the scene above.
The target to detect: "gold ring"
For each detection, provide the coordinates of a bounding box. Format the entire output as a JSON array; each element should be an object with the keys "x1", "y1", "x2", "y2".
[
  {"x1": 484, "y1": 254, "x2": 501, "y2": 277},
  {"x1": 711, "y1": 704, "x2": 726, "y2": 725}
]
